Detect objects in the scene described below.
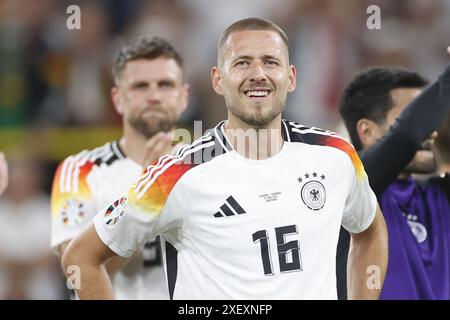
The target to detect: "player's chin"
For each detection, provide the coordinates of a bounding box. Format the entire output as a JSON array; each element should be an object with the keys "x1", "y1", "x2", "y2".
[
  {"x1": 141, "y1": 112, "x2": 171, "y2": 125},
  {"x1": 244, "y1": 111, "x2": 280, "y2": 127},
  {"x1": 405, "y1": 150, "x2": 437, "y2": 174}
]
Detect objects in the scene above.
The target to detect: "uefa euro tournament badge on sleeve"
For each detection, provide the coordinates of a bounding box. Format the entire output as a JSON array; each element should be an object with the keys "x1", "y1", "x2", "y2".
[{"x1": 104, "y1": 197, "x2": 127, "y2": 228}]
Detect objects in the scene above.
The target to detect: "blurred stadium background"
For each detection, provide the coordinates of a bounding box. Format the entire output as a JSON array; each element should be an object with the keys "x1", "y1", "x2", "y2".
[{"x1": 0, "y1": 0, "x2": 449, "y2": 299}]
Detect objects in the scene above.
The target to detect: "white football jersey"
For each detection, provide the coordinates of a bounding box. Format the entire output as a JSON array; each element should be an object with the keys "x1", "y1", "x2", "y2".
[
  {"x1": 94, "y1": 121, "x2": 377, "y2": 299},
  {"x1": 51, "y1": 140, "x2": 169, "y2": 299}
]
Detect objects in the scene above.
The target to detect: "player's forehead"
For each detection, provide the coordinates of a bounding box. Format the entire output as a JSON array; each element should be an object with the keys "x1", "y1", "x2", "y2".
[
  {"x1": 390, "y1": 87, "x2": 421, "y2": 106},
  {"x1": 222, "y1": 30, "x2": 288, "y2": 62},
  {"x1": 387, "y1": 87, "x2": 422, "y2": 124},
  {"x1": 121, "y1": 57, "x2": 182, "y2": 83}
]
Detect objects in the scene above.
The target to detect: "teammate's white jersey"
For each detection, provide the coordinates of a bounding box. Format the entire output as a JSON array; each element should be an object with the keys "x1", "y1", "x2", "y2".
[
  {"x1": 51, "y1": 141, "x2": 169, "y2": 299},
  {"x1": 94, "y1": 121, "x2": 377, "y2": 299}
]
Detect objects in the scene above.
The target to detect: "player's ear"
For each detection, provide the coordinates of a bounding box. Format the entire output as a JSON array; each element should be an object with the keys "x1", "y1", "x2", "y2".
[
  {"x1": 211, "y1": 67, "x2": 224, "y2": 96},
  {"x1": 356, "y1": 118, "x2": 382, "y2": 148},
  {"x1": 111, "y1": 86, "x2": 123, "y2": 115},
  {"x1": 287, "y1": 65, "x2": 297, "y2": 92}
]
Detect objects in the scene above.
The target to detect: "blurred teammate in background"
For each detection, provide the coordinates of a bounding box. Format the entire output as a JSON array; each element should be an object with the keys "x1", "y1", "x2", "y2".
[
  {"x1": 51, "y1": 36, "x2": 188, "y2": 299},
  {"x1": 0, "y1": 152, "x2": 8, "y2": 196},
  {"x1": 338, "y1": 47, "x2": 450, "y2": 299}
]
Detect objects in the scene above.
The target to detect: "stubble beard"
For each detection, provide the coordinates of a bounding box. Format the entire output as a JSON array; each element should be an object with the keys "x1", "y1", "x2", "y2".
[
  {"x1": 128, "y1": 114, "x2": 175, "y2": 139},
  {"x1": 225, "y1": 92, "x2": 286, "y2": 127},
  {"x1": 404, "y1": 151, "x2": 437, "y2": 175}
]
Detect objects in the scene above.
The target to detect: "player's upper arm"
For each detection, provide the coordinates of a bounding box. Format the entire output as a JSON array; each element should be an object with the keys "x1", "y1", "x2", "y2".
[
  {"x1": 341, "y1": 149, "x2": 378, "y2": 234},
  {"x1": 62, "y1": 222, "x2": 117, "y2": 270},
  {"x1": 93, "y1": 156, "x2": 192, "y2": 257},
  {"x1": 350, "y1": 205, "x2": 386, "y2": 240},
  {"x1": 51, "y1": 156, "x2": 97, "y2": 251}
]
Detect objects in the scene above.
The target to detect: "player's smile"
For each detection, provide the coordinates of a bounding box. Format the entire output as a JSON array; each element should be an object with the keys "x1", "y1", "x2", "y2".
[{"x1": 243, "y1": 88, "x2": 272, "y2": 100}]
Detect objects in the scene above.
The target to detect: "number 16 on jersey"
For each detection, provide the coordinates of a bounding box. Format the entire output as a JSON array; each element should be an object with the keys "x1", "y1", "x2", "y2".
[{"x1": 252, "y1": 224, "x2": 303, "y2": 276}]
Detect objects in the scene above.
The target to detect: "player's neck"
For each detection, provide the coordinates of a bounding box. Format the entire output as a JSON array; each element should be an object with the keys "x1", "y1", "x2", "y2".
[
  {"x1": 225, "y1": 114, "x2": 284, "y2": 160},
  {"x1": 119, "y1": 125, "x2": 150, "y2": 167}
]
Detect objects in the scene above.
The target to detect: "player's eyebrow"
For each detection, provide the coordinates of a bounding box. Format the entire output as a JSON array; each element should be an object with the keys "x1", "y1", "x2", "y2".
[
  {"x1": 262, "y1": 54, "x2": 281, "y2": 62},
  {"x1": 231, "y1": 55, "x2": 253, "y2": 64},
  {"x1": 130, "y1": 80, "x2": 149, "y2": 88},
  {"x1": 231, "y1": 54, "x2": 282, "y2": 65},
  {"x1": 158, "y1": 79, "x2": 176, "y2": 87}
]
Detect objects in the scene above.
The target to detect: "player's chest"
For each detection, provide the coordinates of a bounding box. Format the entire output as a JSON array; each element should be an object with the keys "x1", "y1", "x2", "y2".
[{"x1": 180, "y1": 160, "x2": 350, "y2": 239}]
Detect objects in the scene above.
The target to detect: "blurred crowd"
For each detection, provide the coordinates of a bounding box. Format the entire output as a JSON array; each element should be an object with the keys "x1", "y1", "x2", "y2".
[{"x1": 0, "y1": 0, "x2": 450, "y2": 299}]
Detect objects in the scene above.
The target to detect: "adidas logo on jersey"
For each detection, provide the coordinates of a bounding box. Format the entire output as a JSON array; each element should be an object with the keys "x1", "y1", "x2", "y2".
[{"x1": 214, "y1": 196, "x2": 246, "y2": 218}]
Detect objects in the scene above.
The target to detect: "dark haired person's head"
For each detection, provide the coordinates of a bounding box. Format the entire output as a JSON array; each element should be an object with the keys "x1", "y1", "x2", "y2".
[
  {"x1": 340, "y1": 67, "x2": 437, "y2": 174},
  {"x1": 113, "y1": 36, "x2": 184, "y2": 85},
  {"x1": 211, "y1": 18, "x2": 296, "y2": 127},
  {"x1": 111, "y1": 36, "x2": 188, "y2": 138}
]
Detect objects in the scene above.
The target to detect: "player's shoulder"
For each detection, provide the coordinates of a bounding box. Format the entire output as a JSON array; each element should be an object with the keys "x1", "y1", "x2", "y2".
[
  {"x1": 283, "y1": 120, "x2": 355, "y2": 155},
  {"x1": 57, "y1": 140, "x2": 124, "y2": 169},
  {"x1": 130, "y1": 130, "x2": 219, "y2": 199},
  {"x1": 132, "y1": 121, "x2": 232, "y2": 194},
  {"x1": 151, "y1": 120, "x2": 234, "y2": 170},
  {"x1": 54, "y1": 140, "x2": 125, "y2": 187},
  {"x1": 139, "y1": 128, "x2": 217, "y2": 178},
  {"x1": 283, "y1": 120, "x2": 365, "y2": 176},
  {"x1": 283, "y1": 120, "x2": 347, "y2": 145}
]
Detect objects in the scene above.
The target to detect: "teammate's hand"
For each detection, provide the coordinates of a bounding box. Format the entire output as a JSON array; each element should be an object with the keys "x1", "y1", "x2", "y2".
[
  {"x1": 447, "y1": 46, "x2": 450, "y2": 56},
  {"x1": 142, "y1": 132, "x2": 174, "y2": 167},
  {"x1": 0, "y1": 152, "x2": 8, "y2": 196}
]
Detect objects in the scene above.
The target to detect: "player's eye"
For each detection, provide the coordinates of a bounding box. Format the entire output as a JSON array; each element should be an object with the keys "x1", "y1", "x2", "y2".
[
  {"x1": 131, "y1": 82, "x2": 148, "y2": 90},
  {"x1": 159, "y1": 81, "x2": 175, "y2": 88},
  {"x1": 234, "y1": 60, "x2": 249, "y2": 67},
  {"x1": 265, "y1": 60, "x2": 279, "y2": 66}
]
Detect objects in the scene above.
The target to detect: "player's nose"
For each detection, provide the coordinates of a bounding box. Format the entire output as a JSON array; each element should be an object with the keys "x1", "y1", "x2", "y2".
[
  {"x1": 146, "y1": 87, "x2": 162, "y2": 103},
  {"x1": 248, "y1": 63, "x2": 267, "y2": 83}
]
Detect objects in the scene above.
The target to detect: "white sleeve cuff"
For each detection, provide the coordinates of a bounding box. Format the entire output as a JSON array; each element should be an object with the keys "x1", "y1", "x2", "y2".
[{"x1": 93, "y1": 216, "x2": 134, "y2": 258}]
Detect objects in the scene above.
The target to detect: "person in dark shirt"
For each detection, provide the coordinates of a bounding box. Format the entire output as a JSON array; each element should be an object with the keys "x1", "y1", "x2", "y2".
[
  {"x1": 433, "y1": 113, "x2": 450, "y2": 201},
  {"x1": 337, "y1": 54, "x2": 450, "y2": 299},
  {"x1": 0, "y1": 152, "x2": 8, "y2": 197}
]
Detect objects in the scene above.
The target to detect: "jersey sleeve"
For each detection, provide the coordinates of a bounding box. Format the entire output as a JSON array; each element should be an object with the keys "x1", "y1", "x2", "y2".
[
  {"x1": 50, "y1": 155, "x2": 97, "y2": 251},
  {"x1": 94, "y1": 159, "x2": 194, "y2": 257},
  {"x1": 340, "y1": 144, "x2": 378, "y2": 234}
]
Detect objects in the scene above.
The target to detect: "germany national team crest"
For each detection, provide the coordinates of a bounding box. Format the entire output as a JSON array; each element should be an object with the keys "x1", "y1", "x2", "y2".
[
  {"x1": 104, "y1": 197, "x2": 127, "y2": 228},
  {"x1": 61, "y1": 199, "x2": 86, "y2": 226},
  {"x1": 297, "y1": 172, "x2": 326, "y2": 211}
]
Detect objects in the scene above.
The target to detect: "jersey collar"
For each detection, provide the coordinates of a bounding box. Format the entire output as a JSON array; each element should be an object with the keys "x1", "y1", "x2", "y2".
[
  {"x1": 111, "y1": 140, "x2": 127, "y2": 160},
  {"x1": 214, "y1": 119, "x2": 291, "y2": 153}
]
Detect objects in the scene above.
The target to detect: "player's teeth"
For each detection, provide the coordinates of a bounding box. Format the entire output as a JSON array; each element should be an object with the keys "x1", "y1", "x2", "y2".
[{"x1": 246, "y1": 90, "x2": 269, "y2": 97}]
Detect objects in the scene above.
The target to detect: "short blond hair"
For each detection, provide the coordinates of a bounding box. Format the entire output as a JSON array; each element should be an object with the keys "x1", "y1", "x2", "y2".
[{"x1": 217, "y1": 18, "x2": 289, "y2": 66}]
